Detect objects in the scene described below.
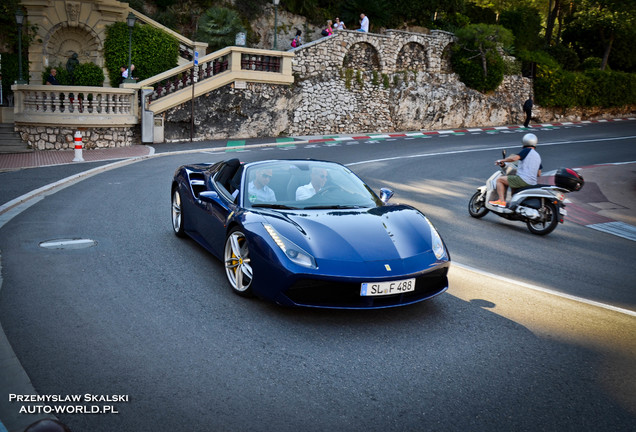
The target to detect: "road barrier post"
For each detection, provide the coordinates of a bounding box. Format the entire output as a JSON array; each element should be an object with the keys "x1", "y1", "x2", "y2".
[{"x1": 72, "y1": 131, "x2": 84, "y2": 162}]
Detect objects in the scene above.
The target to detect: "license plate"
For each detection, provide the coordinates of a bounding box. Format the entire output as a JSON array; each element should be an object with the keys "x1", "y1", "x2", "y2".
[{"x1": 360, "y1": 278, "x2": 415, "y2": 296}]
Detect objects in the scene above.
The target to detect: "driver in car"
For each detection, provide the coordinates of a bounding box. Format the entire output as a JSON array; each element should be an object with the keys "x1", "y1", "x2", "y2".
[
  {"x1": 296, "y1": 167, "x2": 328, "y2": 200},
  {"x1": 248, "y1": 168, "x2": 276, "y2": 202}
]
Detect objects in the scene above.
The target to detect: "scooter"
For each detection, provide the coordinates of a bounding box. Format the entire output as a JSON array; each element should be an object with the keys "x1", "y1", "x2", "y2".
[{"x1": 468, "y1": 150, "x2": 584, "y2": 235}]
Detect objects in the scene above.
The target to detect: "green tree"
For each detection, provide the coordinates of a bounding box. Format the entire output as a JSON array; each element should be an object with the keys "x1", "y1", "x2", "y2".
[
  {"x1": 565, "y1": 0, "x2": 636, "y2": 70},
  {"x1": 454, "y1": 24, "x2": 513, "y2": 78},
  {"x1": 499, "y1": 5, "x2": 543, "y2": 52},
  {"x1": 196, "y1": 7, "x2": 244, "y2": 52}
]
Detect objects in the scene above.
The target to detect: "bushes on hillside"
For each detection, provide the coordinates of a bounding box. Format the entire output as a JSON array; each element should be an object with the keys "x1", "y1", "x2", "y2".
[{"x1": 530, "y1": 53, "x2": 636, "y2": 108}]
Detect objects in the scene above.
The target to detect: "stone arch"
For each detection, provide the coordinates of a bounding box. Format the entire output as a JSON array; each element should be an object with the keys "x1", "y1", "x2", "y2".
[
  {"x1": 43, "y1": 22, "x2": 102, "y2": 70},
  {"x1": 396, "y1": 42, "x2": 428, "y2": 71},
  {"x1": 439, "y1": 42, "x2": 454, "y2": 74},
  {"x1": 342, "y1": 42, "x2": 381, "y2": 71}
]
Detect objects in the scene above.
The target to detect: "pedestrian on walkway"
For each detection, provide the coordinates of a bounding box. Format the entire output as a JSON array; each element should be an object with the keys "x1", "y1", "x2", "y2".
[
  {"x1": 523, "y1": 94, "x2": 533, "y2": 128},
  {"x1": 46, "y1": 68, "x2": 60, "y2": 85}
]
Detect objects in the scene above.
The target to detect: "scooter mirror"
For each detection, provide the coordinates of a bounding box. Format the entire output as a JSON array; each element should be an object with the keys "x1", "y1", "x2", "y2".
[{"x1": 502, "y1": 150, "x2": 506, "y2": 158}]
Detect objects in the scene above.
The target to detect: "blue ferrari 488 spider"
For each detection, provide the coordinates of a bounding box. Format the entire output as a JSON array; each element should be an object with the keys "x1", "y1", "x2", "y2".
[{"x1": 171, "y1": 159, "x2": 450, "y2": 309}]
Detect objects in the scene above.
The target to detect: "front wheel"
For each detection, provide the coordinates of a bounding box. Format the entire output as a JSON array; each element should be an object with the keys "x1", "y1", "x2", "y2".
[
  {"x1": 468, "y1": 191, "x2": 489, "y2": 218},
  {"x1": 526, "y1": 201, "x2": 559, "y2": 235},
  {"x1": 171, "y1": 188, "x2": 186, "y2": 238},
  {"x1": 224, "y1": 228, "x2": 254, "y2": 296}
]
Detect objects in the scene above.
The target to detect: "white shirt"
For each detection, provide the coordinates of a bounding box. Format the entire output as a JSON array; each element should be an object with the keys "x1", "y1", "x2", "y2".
[
  {"x1": 516, "y1": 148, "x2": 542, "y2": 185},
  {"x1": 296, "y1": 183, "x2": 318, "y2": 200},
  {"x1": 248, "y1": 181, "x2": 276, "y2": 202},
  {"x1": 360, "y1": 16, "x2": 369, "y2": 32}
]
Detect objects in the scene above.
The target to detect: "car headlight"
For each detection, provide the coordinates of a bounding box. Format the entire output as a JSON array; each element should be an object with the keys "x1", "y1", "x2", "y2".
[
  {"x1": 263, "y1": 224, "x2": 317, "y2": 269},
  {"x1": 425, "y1": 217, "x2": 447, "y2": 260}
]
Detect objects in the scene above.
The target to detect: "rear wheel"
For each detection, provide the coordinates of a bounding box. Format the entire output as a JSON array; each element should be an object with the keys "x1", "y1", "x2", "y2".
[
  {"x1": 526, "y1": 201, "x2": 559, "y2": 235},
  {"x1": 224, "y1": 228, "x2": 254, "y2": 296},
  {"x1": 171, "y1": 188, "x2": 186, "y2": 237},
  {"x1": 468, "y1": 191, "x2": 489, "y2": 218}
]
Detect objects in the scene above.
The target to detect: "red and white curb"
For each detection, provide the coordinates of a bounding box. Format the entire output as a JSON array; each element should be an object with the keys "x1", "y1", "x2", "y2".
[{"x1": 307, "y1": 117, "x2": 636, "y2": 144}]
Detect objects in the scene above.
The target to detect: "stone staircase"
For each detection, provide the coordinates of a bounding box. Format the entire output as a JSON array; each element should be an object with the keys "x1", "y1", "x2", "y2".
[{"x1": 0, "y1": 123, "x2": 32, "y2": 153}]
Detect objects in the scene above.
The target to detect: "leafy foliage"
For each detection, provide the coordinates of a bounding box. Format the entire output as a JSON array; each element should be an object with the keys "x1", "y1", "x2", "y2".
[
  {"x1": 41, "y1": 63, "x2": 104, "y2": 86},
  {"x1": 451, "y1": 24, "x2": 512, "y2": 92},
  {"x1": 1, "y1": 54, "x2": 29, "y2": 102},
  {"x1": 580, "y1": 57, "x2": 605, "y2": 70},
  {"x1": 544, "y1": 45, "x2": 580, "y2": 71},
  {"x1": 42, "y1": 65, "x2": 70, "y2": 85},
  {"x1": 196, "y1": 7, "x2": 245, "y2": 52},
  {"x1": 452, "y1": 47, "x2": 506, "y2": 92},
  {"x1": 563, "y1": 0, "x2": 636, "y2": 70},
  {"x1": 530, "y1": 48, "x2": 635, "y2": 108},
  {"x1": 73, "y1": 63, "x2": 105, "y2": 86},
  {"x1": 103, "y1": 22, "x2": 179, "y2": 86},
  {"x1": 499, "y1": 6, "x2": 542, "y2": 52}
]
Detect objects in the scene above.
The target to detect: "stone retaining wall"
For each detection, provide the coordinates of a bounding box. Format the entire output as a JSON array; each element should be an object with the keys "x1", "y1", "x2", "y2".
[
  {"x1": 148, "y1": 29, "x2": 636, "y2": 142},
  {"x1": 15, "y1": 125, "x2": 135, "y2": 150},
  {"x1": 164, "y1": 30, "x2": 534, "y2": 140}
]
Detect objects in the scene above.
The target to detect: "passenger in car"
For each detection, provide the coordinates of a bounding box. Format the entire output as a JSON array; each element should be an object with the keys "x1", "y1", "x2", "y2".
[
  {"x1": 248, "y1": 168, "x2": 276, "y2": 202},
  {"x1": 296, "y1": 167, "x2": 328, "y2": 200}
]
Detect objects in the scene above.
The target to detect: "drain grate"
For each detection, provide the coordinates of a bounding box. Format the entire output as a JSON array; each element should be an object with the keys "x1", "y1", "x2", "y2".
[{"x1": 39, "y1": 238, "x2": 97, "y2": 250}]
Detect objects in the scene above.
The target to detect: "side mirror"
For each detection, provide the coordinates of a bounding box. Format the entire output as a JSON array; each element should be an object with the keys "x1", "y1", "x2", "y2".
[
  {"x1": 198, "y1": 190, "x2": 219, "y2": 203},
  {"x1": 379, "y1": 188, "x2": 394, "y2": 204},
  {"x1": 502, "y1": 150, "x2": 507, "y2": 158}
]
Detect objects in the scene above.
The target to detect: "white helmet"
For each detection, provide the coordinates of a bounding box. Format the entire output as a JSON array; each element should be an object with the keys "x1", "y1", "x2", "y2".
[{"x1": 522, "y1": 133, "x2": 538, "y2": 147}]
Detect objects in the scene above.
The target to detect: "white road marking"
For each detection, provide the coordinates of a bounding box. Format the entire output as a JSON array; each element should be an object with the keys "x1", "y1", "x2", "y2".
[
  {"x1": 454, "y1": 262, "x2": 636, "y2": 317},
  {"x1": 587, "y1": 221, "x2": 636, "y2": 242}
]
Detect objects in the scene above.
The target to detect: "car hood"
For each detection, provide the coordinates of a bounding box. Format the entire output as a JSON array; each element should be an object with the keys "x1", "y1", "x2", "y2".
[{"x1": 260, "y1": 205, "x2": 435, "y2": 262}]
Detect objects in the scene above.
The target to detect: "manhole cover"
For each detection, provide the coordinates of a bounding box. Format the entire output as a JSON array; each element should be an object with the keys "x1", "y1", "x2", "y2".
[{"x1": 39, "y1": 238, "x2": 97, "y2": 250}]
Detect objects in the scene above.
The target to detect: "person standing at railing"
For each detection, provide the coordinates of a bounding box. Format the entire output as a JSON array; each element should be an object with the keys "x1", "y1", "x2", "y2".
[
  {"x1": 333, "y1": 17, "x2": 346, "y2": 31},
  {"x1": 120, "y1": 64, "x2": 135, "y2": 83},
  {"x1": 358, "y1": 13, "x2": 369, "y2": 32},
  {"x1": 46, "y1": 68, "x2": 60, "y2": 85}
]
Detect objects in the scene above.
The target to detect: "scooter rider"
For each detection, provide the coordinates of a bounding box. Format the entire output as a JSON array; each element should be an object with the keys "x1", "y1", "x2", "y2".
[{"x1": 489, "y1": 133, "x2": 542, "y2": 207}]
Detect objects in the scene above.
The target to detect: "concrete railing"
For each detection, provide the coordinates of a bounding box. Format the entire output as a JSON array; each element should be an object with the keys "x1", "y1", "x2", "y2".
[
  {"x1": 11, "y1": 46, "x2": 293, "y2": 128},
  {"x1": 12, "y1": 85, "x2": 138, "y2": 127},
  {"x1": 127, "y1": 46, "x2": 294, "y2": 114}
]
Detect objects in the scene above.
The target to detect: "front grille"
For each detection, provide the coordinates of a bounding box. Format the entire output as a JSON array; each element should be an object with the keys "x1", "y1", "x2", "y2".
[{"x1": 284, "y1": 267, "x2": 449, "y2": 308}]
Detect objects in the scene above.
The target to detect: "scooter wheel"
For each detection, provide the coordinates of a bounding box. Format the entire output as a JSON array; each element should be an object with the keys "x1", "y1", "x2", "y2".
[
  {"x1": 526, "y1": 202, "x2": 559, "y2": 235},
  {"x1": 468, "y1": 191, "x2": 489, "y2": 218}
]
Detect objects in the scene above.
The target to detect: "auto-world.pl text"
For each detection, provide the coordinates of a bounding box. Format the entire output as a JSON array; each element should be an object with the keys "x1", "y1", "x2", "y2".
[{"x1": 9, "y1": 394, "x2": 128, "y2": 414}]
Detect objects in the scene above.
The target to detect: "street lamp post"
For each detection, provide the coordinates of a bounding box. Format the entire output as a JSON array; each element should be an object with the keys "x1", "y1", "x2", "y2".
[
  {"x1": 124, "y1": 12, "x2": 136, "y2": 84},
  {"x1": 273, "y1": 0, "x2": 280, "y2": 50},
  {"x1": 15, "y1": 9, "x2": 27, "y2": 84}
]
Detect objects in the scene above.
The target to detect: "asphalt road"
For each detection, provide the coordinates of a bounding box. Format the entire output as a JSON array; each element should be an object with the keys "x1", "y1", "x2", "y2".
[{"x1": 0, "y1": 121, "x2": 635, "y2": 431}]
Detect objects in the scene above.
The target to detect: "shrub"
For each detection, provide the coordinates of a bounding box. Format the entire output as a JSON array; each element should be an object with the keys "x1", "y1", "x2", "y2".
[
  {"x1": 104, "y1": 21, "x2": 179, "y2": 86},
  {"x1": 545, "y1": 45, "x2": 579, "y2": 71},
  {"x1": 452, "y1": 47, "x2": 505, "y2": 92},
  {"x1": 534, "y1": 59, "x2": 635, "y2": 108},
  {"x1": 73, "y1": 63, "x2": 105, "y2": 86},
  {"x1": 580, "y1": 57, "x2": 606, "y2": 71},
  {"x1": 451, "y1": 24, "x2": 512, "y2": 92}
]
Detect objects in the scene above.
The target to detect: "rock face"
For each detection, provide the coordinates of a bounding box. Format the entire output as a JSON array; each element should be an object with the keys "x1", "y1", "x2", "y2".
[{"x1": 164, "y1": 28, "x2": 631, "y2": 141}]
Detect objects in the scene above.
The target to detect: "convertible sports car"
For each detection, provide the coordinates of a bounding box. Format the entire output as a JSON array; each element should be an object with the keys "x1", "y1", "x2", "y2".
[{"x1": 171, "y1": 159, "x2": 450, "y2": 309}]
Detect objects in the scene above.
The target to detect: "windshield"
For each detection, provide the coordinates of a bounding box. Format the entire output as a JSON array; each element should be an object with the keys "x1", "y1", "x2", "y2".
[{"x1": 242, "y1": 161, "x2": 382, "y2": 210}]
